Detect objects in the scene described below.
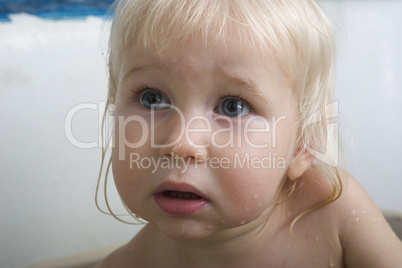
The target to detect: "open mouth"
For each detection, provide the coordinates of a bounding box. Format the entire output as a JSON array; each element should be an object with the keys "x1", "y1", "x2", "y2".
[
  {"x1": 162, "y1": 190, "x2": 202, "y2": 200},
  {"x1": 155, "y1": 191, "x2": 208, "y2": 216},
  {"x1": 155, "y1": 183, "x2": 209, "y2": 216}
]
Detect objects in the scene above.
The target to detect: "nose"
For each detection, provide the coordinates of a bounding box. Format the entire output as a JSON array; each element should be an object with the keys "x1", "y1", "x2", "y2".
[{"x1": 158, "y1": 114, "x2": 209, "y2": 161}]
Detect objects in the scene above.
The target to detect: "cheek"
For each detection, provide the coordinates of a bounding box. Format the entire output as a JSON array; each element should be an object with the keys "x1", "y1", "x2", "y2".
[
  {"x1": 111, "y1": 148, "x2": 152, "y2": 217},
  {"x1": 113, "y1": 114, "x2": 151, "y2": 154},
  {"x1": 111, "y1": 118, "x2": 151, "y2": 210},
  {"x1": 212, "y1": 116, "x2": 296, "y2": 224},
  {"x1": 225, "y1": 164, "x2": 283, "y2": 198},
  {"x1": 111, "y1": 107, "x2": 156, "y2": 178},
  {"x1": 111, "y1": 119, "x2": 139, "y2": 189},
  {"x1": 238, "y1": 116, "x2": 296, "y2": 156},
  {"x1": 214, "y1": 150, "x2": 285, "y2": 224},
  {"x1": 111, "y1": 146, "x2": 134, "y2": 200}
]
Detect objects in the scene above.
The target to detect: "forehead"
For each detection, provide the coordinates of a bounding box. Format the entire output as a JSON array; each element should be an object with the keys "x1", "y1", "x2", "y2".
[
  {"x1": 120, "y1": 32, "x2": 281, "y2": 86},
  {"x1": 122, "y1": 37, "x2": 245, "y2": 68},
  {"x1": 117, "y1": 13, "x2": 291, "y2": 66},
  {"x1": 119, "y1": 29, "x2": 286, "y2": 82}
]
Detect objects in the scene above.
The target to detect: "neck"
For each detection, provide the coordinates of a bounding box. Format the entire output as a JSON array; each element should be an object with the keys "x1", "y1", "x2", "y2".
[{"x1": 149, "y1": 204, "x2": 289, "y2": 267}]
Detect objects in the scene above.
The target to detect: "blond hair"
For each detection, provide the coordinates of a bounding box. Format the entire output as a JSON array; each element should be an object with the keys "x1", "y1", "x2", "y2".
[{"x1": 97, "y1": 0, "x2": 342, "y2": 232}]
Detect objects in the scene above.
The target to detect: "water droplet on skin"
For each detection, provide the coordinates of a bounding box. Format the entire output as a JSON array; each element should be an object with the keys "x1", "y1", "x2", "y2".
[
  {"x1": 329, "y1": 260, "x2": 335, "y2": 267},
  {"x1": 253, "y1": 193, "x2": 259, "y2": 200},
  {"x1": 258, "y1": 202, "x2": 263, "y2": 207},
  {"x1": 222, "y1": 220, "x2": 226, "y2": 224},
  {"x1": 240, "y1": 220, "x2": 246, "y2": 225},
  {"x1": 107, "y1": 104, "x2": 116, "y2": 112},
  {"x1": 244, "y1": 205, "x2": 250, "y2": 211},
  {"x1": 362, "y1": 210, "x2": 366, "y2": 215},
  {"x1": 352, "y1": 210, "x2": 356, "y2": 215},
  {"x1": 315, "y1": 236, "x2": 319, "y2": 243},
  {"x1": 287, "y1": 211, "x2": 291, "y2": 217},
  {"x1": 356, "y1": 217, "x2": 360, "y2": 222},
  {"x1": 180, "y1": 223, "x2": 186, "y2": 236}
]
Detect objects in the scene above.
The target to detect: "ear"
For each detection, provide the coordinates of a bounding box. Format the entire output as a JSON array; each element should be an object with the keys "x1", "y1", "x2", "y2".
[{"x1": 286, "y1": 146, "x2": 315, "y2": 180}]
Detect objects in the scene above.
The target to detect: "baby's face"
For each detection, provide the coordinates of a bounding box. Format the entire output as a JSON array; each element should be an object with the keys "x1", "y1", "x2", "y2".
[{"x1": 112, "y1": 36, "x2": 300, "y2": 241}]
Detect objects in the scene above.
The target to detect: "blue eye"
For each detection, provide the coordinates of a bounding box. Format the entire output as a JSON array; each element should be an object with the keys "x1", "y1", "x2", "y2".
[
  {"x1": 139, "y1": 90, "x2": 170, "y2": 110},
  {"x1": 216, "y1": 97, "x2": 251, "y2": 117}
]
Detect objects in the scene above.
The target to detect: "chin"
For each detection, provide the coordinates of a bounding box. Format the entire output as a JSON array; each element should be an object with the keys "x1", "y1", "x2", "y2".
[{"x1": 155, "y1": 218, "x2": 219, "y2": 242}]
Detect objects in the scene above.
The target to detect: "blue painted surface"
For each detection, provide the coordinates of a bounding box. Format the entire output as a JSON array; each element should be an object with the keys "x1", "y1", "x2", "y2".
[{"x1": 0, "y1": 0, "x2": 115, "y2": 21}]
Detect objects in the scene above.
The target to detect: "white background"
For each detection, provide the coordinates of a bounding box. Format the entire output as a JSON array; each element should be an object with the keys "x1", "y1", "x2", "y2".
[{"x1": 0, "y1": 1, "x2": 401, "y2": 267}]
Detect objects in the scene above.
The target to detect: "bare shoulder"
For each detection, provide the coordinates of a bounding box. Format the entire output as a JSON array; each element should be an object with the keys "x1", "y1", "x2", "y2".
[
  {"x1": 285, "y1": 167, "x2": 402, "y2": 267},
  {"x1": 334, "y1": 174, "x2": 402, "y2": 267}
]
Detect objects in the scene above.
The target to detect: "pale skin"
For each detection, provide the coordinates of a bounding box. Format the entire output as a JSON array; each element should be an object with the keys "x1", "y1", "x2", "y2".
[{"x1": 98, "y1": 36, "x2": 402, "y2": 267}]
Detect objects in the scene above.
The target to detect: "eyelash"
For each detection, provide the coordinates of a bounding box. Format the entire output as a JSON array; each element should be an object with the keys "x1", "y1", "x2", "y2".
[
  {"x1": 131, "y1": 85, "x2": 255, "y2": 113},
  {"x1": 218, "y1": 93, "x2": 255, "y2": 113},
  {"x1": 131, "y1": 84, "x2": 160, "y2": 101}
]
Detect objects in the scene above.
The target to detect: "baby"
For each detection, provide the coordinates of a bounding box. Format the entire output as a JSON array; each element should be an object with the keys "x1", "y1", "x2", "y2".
[{"x1": 96, "y1": 0, "x2": 402, "y2": 267}]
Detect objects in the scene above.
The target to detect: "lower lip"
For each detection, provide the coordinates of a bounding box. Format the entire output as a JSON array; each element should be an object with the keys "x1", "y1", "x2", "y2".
[{"x1": 154, "y1": 193, "x2": 209, "y2": 216}]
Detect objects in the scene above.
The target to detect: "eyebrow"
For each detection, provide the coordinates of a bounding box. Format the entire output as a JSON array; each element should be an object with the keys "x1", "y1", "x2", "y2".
[
  {"x1": 121, "y1": 64, "x2": 158, "y2": 85},
  {"x1": 121, "y1": 64, "x2": 271, "y2": 106},
  {"x1": 218, "y1": 69, "x2": 271, "y2": 105}
]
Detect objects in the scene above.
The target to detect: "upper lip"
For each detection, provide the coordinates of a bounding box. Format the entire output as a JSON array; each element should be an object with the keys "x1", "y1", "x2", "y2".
[{"x1": 155, "y1": 181, "x2": 207, "y2": 199}]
